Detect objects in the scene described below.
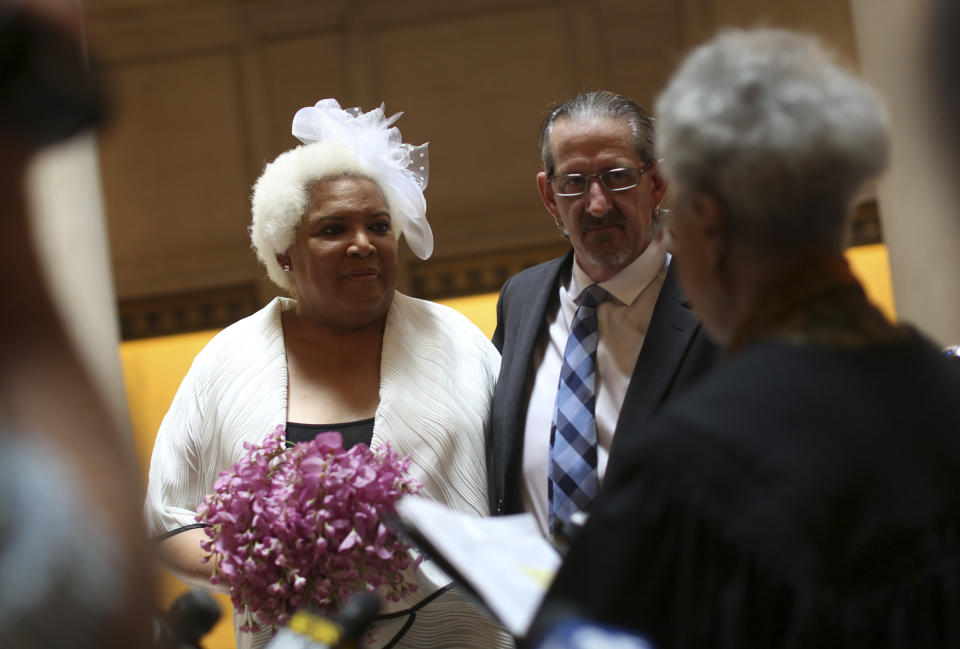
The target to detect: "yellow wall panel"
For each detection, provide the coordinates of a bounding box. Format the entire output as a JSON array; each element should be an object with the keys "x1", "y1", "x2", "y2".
[
  {"x1": 436, "y1": 292, "x2": 500, "y2": 339},
  {"x1": 845, "y1": 243, "x2": 897, "y2": 321},
  {"x1": 121, "y1": 329, "x2": 234, "y2": 648}
]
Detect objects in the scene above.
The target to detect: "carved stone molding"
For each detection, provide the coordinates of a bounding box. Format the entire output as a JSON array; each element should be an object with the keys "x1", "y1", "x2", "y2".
[
  {"x1": 849, "y1": 199, "x2": 883, "y2": 247},
  {"x1": 116, "y1": 242, "x2": 572, "y2": 338},
  {"x1": 118, "y1": 283, "x2": 261, "y2": 340}
]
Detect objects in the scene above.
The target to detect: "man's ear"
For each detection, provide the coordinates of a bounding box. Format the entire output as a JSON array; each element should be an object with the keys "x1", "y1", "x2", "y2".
[
  {"x1": 536, "y1": 171, "x2": 561, "y2": 222},
  {"x1": 649, "y1": 161, "x2": 669, "y2": 207},
  {"x1": 275, "y1": 252, "x2": 291, "y2": 270}
]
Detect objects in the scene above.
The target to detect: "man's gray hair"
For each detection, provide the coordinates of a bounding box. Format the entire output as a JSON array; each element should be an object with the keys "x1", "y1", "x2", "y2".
[
  {"x1": 655, "y1": 29, "x2": 890, "y2": 253},
  {"x1": 539, "y1": 91, "x2": 656, "y2": 176}
]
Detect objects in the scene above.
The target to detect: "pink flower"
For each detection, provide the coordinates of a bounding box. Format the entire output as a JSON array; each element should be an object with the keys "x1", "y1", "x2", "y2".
[
  {"x1": 338, "y1": 528, "x2": 363, "y2": 552},
  {"x1": 196, "y1": 425, "x2": 421, "y2": 632}
]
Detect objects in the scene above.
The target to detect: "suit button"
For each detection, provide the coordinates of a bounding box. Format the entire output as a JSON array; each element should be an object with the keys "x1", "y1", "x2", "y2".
[{"x1": 496, "y1": 498, "x2": 504, "y2": 514}]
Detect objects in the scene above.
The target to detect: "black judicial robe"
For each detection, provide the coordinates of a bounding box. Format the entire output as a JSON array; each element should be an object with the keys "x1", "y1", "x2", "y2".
[{"x1": 538, "y1": 335, "x2": 960, "y2": 649}]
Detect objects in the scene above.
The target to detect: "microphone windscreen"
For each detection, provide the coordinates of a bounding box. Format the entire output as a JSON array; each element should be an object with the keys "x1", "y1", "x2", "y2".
[
  {"x1": 337, "y1": 591, "x2": 381, "y2": 642},
  {"x1": 166, "y1": 589, "x2": 221, "y2": 644}
]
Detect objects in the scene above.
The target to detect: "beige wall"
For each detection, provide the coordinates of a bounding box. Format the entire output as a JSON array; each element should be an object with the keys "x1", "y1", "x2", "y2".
[
  {"x1": 850, "y1": 0, "x2": 960, "y2": 345},
  {"x1": 85, "y1": 0, "x2": 866, "y2": 335}
]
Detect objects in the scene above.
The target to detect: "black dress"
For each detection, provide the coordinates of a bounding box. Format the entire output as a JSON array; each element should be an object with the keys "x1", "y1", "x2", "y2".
[{"x1": 285, "y1": 418, "x2": 374, "y2": 449}]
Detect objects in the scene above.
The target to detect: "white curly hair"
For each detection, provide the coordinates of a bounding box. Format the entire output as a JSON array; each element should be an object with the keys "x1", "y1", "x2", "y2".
[
  {"x1": 249, "y1": 141, "x2": 405, "y2": 294},
  {"x1": 655, "y1": 28, "x2": 890, "y2": 253}
]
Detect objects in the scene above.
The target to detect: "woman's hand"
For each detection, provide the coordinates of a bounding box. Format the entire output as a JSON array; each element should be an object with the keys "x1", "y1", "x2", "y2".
[{"x1": 157, "y1": 528, "x2": 227, "y2": 592}]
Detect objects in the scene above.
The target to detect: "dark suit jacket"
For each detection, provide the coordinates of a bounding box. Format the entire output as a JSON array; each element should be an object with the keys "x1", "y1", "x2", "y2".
[{"x1": 488, "y1": 250, "x2": 719, "y2": 515}]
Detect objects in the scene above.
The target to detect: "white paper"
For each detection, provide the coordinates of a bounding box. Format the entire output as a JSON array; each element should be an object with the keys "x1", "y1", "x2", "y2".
[{"x1": 395, "y1": 496, "x2": 561, "y2": 636}]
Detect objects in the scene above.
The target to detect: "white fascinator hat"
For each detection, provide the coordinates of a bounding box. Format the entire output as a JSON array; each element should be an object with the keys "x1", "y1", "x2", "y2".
[{"x1": 292, "y1": 99, "x2": 433, "y2": 259}]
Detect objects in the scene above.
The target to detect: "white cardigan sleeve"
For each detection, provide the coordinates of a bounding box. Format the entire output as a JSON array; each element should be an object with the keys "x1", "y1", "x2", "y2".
[
  {"x1": 143, "y1": 299, "x2": 289, "y2": 538},
  {"x1": 143, "y1": 349, "x2": 214, "y2": 537}
]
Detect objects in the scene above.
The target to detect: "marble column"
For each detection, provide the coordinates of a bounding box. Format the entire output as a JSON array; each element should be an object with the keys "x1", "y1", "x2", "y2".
[{"x1": 850, "y1": 0, "x2": 960, "y2": 345}]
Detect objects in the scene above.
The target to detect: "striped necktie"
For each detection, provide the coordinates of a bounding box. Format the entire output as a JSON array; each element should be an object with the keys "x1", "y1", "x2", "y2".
[{"x1": 548, "y1": 283, "x2": 609, "y2": 532}]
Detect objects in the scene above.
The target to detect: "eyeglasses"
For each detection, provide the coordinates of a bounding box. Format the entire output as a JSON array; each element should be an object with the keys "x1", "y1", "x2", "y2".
[{"x1": 548, "y1": 165, "x2": 651, "y2": 197}]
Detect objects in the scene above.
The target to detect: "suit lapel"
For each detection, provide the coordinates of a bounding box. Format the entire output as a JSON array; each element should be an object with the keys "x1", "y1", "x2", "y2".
[
  {"x1": 495, "y1": 252, "x2": 571, "y2": 512},
  {"x1": 505, "y1": 254, "x2": 570, "y2": 408},
  {"x1": 614, "y1": 264, "x2": 700, "y2": 441}
]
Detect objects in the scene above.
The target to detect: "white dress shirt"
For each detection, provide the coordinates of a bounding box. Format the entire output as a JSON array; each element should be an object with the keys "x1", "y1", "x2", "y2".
[{"x1": 521, "y1": 238, "x2": 669, "y2": 538}]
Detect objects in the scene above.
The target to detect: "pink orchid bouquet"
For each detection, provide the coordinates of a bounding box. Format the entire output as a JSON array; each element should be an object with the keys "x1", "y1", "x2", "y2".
[{"x1": 196, "y1": 426, "x2": 421, "y2": 632}]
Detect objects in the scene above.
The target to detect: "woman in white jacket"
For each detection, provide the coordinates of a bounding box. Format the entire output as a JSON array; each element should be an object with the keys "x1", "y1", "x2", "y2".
[{"x1": 144, "y1": 99, "x2": 509, "y2": 649}]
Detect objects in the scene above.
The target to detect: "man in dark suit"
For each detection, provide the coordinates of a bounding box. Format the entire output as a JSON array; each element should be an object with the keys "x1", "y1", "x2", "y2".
[{"x1": 488, "y1": 91, "x2": 717, "y2": 536}]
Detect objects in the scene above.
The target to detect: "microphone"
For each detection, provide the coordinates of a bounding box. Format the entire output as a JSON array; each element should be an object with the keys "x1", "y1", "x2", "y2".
[
  {"x1": 153, "y1": 589, "x2": 221, "y2": 649},
  {"x1": 267, "y1": 591, "x2": 381, "y2": 649}
]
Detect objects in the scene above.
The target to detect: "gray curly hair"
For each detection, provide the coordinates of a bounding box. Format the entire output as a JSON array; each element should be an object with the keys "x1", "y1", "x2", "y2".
[
  {"x1": 249, "y1": 141, "x2": 404, "y2": 293},
  {"x1": 655, "y1": 29, "x2": 890, "y2": 253}
]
